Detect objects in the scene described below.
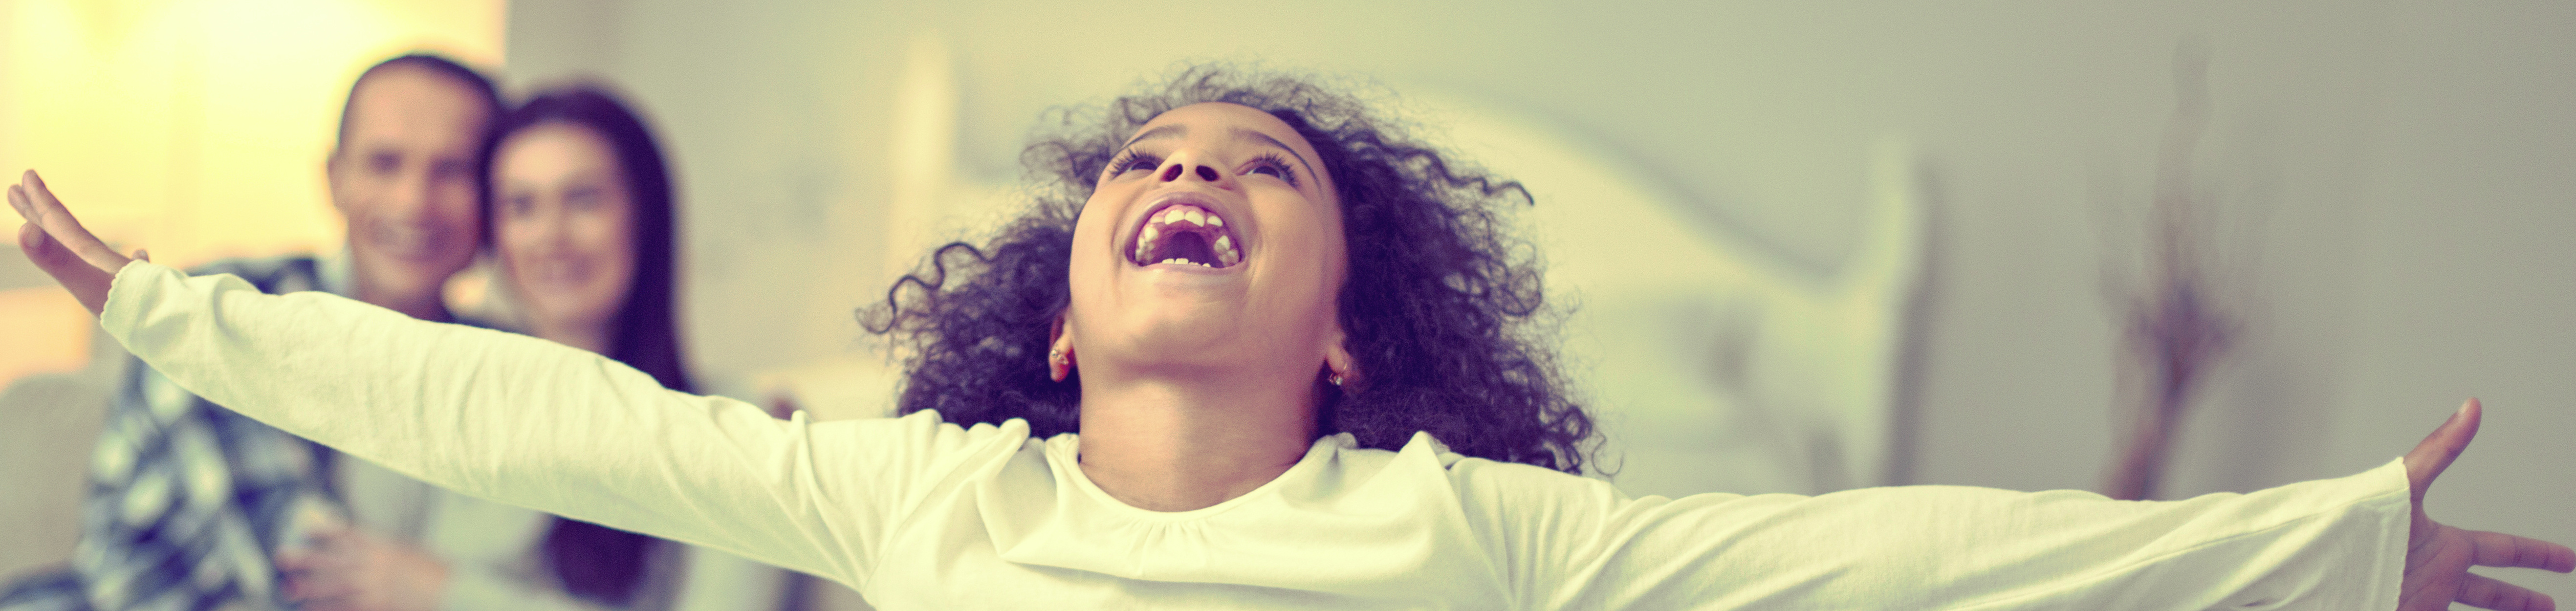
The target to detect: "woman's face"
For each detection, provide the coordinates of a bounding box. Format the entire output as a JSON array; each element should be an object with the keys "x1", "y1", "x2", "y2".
[
  {"x1": 492, "y1": 123, "x2": 637, "y2": 341},
  {"x1": 1064, "y1": 102, "x2": 1347, "y2": 380}
]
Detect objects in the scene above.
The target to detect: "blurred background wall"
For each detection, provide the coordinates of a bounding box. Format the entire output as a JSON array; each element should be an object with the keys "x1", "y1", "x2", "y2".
[{"x1": 1, "y1": 0, "x2": 2568, "y2": 604}]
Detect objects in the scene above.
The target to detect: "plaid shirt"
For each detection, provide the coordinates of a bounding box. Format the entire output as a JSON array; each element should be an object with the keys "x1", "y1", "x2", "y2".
[{"x1": 5, "y1": 256, "x2": 340, "y2": 611}]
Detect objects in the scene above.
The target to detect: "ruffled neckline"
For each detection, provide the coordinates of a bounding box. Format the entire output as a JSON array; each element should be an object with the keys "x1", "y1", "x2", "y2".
[
  {"x1": 1040, "y1": 432, "x2": 1347, "y2": 521},
  {"x1": 969, "y1": 430, "x2": 1510, "y2": 604}
]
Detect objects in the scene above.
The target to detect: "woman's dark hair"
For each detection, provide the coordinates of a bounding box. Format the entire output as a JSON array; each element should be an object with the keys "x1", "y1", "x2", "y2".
[
  {"x1": 482, "y1": 84, "x2": 683, "y2": 605},
  {"x1": 864, "y1": 65, "x2": 1597, "y2": 474}
]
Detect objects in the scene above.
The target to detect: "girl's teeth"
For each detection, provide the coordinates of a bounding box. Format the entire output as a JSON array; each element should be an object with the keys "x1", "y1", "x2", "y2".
[{"x1": 1132, "y1": 204, "x2": 1239, "y2": 267}]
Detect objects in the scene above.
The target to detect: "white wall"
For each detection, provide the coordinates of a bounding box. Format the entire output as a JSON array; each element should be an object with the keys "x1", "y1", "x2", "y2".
[{"x1": 508, "y1": 0, "x2": 2574, "y2": 602}]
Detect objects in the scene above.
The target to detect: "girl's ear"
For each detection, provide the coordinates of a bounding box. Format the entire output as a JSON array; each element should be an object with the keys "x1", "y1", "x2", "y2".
[
  {"x1": 1321, "y1": 323, "x2": 1357, "y2": 390},
  {"x1": 1048, "y1": 313, "x2": 1076, "y2": 382}
]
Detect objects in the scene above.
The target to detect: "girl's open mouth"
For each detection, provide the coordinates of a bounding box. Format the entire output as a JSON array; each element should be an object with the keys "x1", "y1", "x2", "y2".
[{"x1": 1129, "y1": 201, "x2": 1242, "y2": 269}]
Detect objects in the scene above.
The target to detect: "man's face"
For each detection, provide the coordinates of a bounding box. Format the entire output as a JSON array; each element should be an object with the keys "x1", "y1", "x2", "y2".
[{"x1": 326, "y1": 67, "x2": 489, "y2": 310}]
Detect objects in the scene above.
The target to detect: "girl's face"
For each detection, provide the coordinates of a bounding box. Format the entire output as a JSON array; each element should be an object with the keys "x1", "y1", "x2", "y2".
[
  {"x1": 492, "y1": 123, "x2": 638, "y2": 341},
  {"x1": 1063, "y1": 102, "x2": 1347, "y2": 381}
]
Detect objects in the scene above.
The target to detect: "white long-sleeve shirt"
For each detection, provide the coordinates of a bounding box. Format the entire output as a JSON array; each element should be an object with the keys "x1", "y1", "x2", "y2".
[
  {"x1": 99, "y1": 260, "x2": 2412, "y2": 610},
  {"x1": 314, "y1": 252, "x2": 659, "y2": 611}
]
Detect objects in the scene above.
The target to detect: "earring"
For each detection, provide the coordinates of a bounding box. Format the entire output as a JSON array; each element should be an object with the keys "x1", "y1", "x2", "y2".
[
  {"x1": 1328, "y1": 372, "x2": 1345, "y2": 387},
  {"x1": 1048, "y1": 349, "x2": 1063, "y2": 363}
]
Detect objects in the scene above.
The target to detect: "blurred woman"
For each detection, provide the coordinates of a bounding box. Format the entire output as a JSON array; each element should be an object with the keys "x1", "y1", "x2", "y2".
[
  {"x1": 275, "y1": 84, "x2": 690, "y2": 611},
  {"x1": 491, "y1": 83, "x2": 692, "y2": 609}
]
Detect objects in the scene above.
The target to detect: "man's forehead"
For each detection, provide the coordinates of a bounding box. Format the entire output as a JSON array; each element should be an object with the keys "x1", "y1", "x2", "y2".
[{"x1": 345, "y1": 67, "x2": 491, "y2": 136}]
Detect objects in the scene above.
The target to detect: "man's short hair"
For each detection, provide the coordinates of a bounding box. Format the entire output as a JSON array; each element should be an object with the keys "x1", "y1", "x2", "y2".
[{"x1": 331, "y1": 53, "x2": 504, "y2": 152}]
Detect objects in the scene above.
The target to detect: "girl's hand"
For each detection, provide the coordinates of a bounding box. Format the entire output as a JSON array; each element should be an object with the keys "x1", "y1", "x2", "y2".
[
  {"x1": 2400, "y1": 398, "x2": 2576, "y2": 611},
  {"x1": 9, "y1": 169, "x2": 136, "y2": 316}
]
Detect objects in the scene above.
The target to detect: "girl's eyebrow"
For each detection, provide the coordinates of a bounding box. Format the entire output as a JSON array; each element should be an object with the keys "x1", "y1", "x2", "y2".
[{"x1": 1121, "y1": 124, "x2": 1185, "y2": 150}]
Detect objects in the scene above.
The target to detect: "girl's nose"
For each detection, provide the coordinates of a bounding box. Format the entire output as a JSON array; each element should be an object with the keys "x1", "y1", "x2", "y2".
[{"x1": 1157, "y1": 154, "x2": 1224, "y2": 184}]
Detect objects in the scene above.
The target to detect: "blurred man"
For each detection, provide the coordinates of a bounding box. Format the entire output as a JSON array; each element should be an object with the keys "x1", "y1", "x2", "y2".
[{"x1": 0, "y1": 53, "x2": 500, "y2": 611}]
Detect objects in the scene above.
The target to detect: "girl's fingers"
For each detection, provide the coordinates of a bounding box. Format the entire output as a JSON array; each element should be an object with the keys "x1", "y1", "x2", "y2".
[
  {"x1": 17, "y1": 221, "x2": 115, "y2": 315},
  {"x1": 2455, "y1": 572, "x2": 2553, "y2": 611},
  {"x1": 13, "y1": 171, "x2": 130, "y2": 315},
  {"x1": 18, "y1": 171, "x2": 127, "y2": 271},
  {"x1": 2471, "y1": 529, "x2": 2576, "y2": 572},
  {"x1": 7, "y1": 185, "x2": 36, "y2": 224},
  {"x1": 2404, "y1": 399, "x2": 2482, "y2": 502}
]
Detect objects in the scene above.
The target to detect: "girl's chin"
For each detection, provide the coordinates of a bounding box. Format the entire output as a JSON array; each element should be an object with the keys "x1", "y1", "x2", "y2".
[{"x1": 1117, "y1": 322, "x2": 1246, "y2": 356}]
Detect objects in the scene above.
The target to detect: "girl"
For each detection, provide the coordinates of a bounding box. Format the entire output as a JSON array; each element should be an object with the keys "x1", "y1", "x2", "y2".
[{"x1": 12, "y1": 66, "x2": 2568, "y2": 610}]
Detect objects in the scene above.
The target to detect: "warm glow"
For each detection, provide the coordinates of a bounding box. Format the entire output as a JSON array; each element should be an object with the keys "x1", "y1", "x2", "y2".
[
  {"x1": 5, "y1": 0, "x2": 503, "y2": 266},
  {"x1": 0, "y1": 0, "x2": 502, "y2": 388},
  {"x1": 0, "y1": 287, "x2": 88, "y2": 382}
]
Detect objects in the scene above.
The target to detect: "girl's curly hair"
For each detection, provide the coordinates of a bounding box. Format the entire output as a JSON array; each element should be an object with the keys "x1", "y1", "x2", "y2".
[{"x1": 863, "y1": 65, "x2": 1597, "y2": 474}]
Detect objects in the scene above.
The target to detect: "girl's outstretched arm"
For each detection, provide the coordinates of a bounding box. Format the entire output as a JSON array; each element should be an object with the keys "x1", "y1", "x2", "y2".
[
  {"x1": 1463, "y1": 399, "x2": 2569, "y2": 610},
  {"x1": 14, "y1": 170, "x2": 995, "y2": 591}
]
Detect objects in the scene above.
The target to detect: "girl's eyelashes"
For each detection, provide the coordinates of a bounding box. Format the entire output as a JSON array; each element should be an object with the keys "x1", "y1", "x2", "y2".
[
  {"x1": 1103, "y1": 148, "x2": 1299, "y2": 189},
  {"x1": 1245, "y1": 153, "x2": 1301, "y2": 188},
  {"x1": 1106, "y1": 149, "x2": 1161, "y2": 176}
]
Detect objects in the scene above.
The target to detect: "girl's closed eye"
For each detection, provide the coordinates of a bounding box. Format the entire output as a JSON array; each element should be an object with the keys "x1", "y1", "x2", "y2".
[
  {"x1": 1244, "y1": 153, "x2": 1300, "y2": 188},
  {"x1": 1107, "y1": 149, "x2": 1161, "y2": 177}
]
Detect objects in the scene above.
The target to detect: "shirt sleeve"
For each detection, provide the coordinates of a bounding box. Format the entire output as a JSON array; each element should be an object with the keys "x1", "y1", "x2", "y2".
[
  {"x1": 1455, "y1": 457, "x2": 2411, "y2": 611},
  {"x1": 97, "y1": 260, "x2": 1017, "y2": 590}
]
